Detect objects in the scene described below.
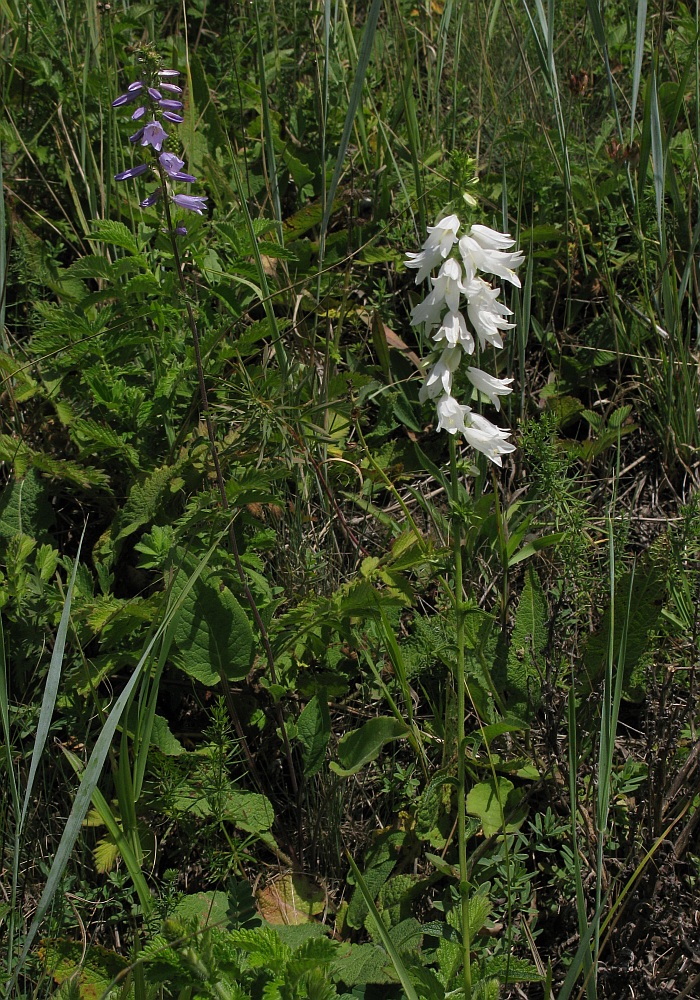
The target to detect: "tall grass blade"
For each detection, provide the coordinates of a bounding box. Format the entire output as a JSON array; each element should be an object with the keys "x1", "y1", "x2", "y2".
[
  {"x1": 18, "y1": 526, "x2": 85, "y2": 836},
  {"x1": 255, "y1": 4, "x2": 284, "y2": 245},
  {"x1": 0, "y1": 613, "x2": 21, "y2": 976},
  {"x1": 649, "y1": 66, "x2": 665, "y2": 243},
  {"x1": 9, "y1": 538, "x2": 222, "y2": 983},
  {"x1": 630, "y1": 0, "x2": 647, "y2": 139},
  {"x1": 320, "y1": 0, "x2": 382, "y2": 245},
  {"x1": 346, "y1": 853, "x2": 420, "y2": 1000}
]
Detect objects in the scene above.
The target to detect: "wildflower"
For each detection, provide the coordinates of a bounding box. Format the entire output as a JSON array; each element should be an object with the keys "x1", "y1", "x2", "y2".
[
  {"x1": 159, "y1": 152, "x2": 185, "y2": 176},
  {"x1": 114, "y1": 163, "x2": 149, "y2": 181},
  {"x1": 141, "y1": 120, "x2": 168, "y2": 151},
  {"x1": 113, "y1": 66, "x2": 208, "y2": 222},
  {"x1": 459, "y1": 232, "x2": 524, "y2": 286},
  {"x1": 436, "y1": 395, "x2": 472, "y2": 435},
  {"x1": 112, "y1": 91, "x2": 141, "y2": 108},
  {"x1": 411, "y1": 258, "x2": 468, "y2": 328},
  {"x1": 464, "y1": 277, "x2": 515, "y2": 350},
  {"x1": 419, "y1": 347, "x2": 462, "y2": 402},
  {"x1": 432, "y1": 310, "x2": 474, "y2": 354},
  {"x1": 405, "y1": 214, "x2": 461, "y2": 284},
  {"x1": 465, "y1": 367, "x2": 514, "y2": 411},
  {"x1": 140, "y1": 188, "x2": 162, "y2": 208},
  {"x1": 463, "y1": 412, "x2": 516, "y2": 466},
  {"x1": 174, "y1": 226, "x2": 188, "y2": 236},
  {"x1": 171, "y1": 193, "x2": 208, "y2": 215},
  {"x1": 407, "y1": 212, "x2": 523, "y2": 465}
]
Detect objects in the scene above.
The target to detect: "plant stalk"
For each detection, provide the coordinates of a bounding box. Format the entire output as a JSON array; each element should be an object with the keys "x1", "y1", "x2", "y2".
[
  {"x1": 161, "y1": 179, "x2": 299, "y2": 806},
  {"x1": 450, "y1": 435, "x2": 471, "y2": 1000}
]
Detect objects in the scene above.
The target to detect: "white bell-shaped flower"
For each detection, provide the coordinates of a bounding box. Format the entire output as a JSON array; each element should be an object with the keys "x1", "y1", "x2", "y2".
[
  {"x1": 405, "y1": 214, "x2": 461, "y2": 284},
  {"x1": 411, "y1": 258, "x2": 468, "y2": 329},
  {"x1": 466, "y1": 367, "x2": 514, "y2": 411},
  {"x1": 419, "y1": 347, "x2": 462, "y2": 402}
]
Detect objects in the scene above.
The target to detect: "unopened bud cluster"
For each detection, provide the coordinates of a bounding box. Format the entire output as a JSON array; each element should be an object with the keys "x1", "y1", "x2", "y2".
[
  {"x1": 112, "y1": 67, "x2": 207, "y2": 223},
  {"x1": 407, "y1": 216, "x2": 522, "y2": 466}
]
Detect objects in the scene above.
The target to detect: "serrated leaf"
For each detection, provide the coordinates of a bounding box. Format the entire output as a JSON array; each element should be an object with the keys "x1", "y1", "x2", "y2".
[
  {"x1": 93, "y1": 834, "x2": 120, "y2": 873},
  {"x1": 66, "y1": 254, "x2": 113, "y2": 279},
  {"x1": 506, "y1": 566, "x2": 547, "y2": 718},
  {"x1": 150, "y1": 714, "x2": 184, "y2": 756},
  {"x1": 89, "y1": 220, "x2": 139, "y2": 255},
  {"x1": 582, "y1": 562, "x2": 664, "y2": 701},
  {"x1": 0, "y1": 469, "x2": 54, "y2": 541},
  {"x1": 297, "y1": 693, "x2": 331, "y2": 777},
  {"x1": 173, "y1": 577, "x2": 254, "y2": 684},
  {"x1": 114, "y1": 464, "x2": 183, "y2": 543}
]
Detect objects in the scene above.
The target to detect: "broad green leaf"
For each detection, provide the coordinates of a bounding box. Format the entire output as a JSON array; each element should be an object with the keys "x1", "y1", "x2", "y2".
[
  {"x1": 173, "y1": 577, "x2": 254, "y2": 685},
  {"x1": 466, "y1": 777, "x2": 526, "y2": 837},
  {"x1": 173, "y1": 891, "x2": 229, "y2": 928},
  {"x1": 257, "y1": 873, "x2": 325, "y2": 925},
  {"x1": 297, "y1": 693, "x2": 331, "y2": 777},
  {"x1": 330, "y1": 716, "x2": 409, "y2": 777},
  {"x1": 582, "y1": 562, "x2": 664, "y2": 701},
  {"x1": 0, "y1": 468, "x2": 54, "y2": 541},
  {"x1": 222, "y1": 789, "x2": 275, "y2": 834},
  {"x1": 150, "y1": 714, "x2": 184, "y2": 756}
]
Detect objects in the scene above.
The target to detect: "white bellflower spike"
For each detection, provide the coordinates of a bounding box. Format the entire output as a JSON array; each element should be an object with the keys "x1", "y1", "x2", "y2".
[{"x1": 466, "y1": 367, "x2": 514, "y2": 411}]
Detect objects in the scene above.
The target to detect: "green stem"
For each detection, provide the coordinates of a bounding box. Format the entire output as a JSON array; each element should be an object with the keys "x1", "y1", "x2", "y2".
[
  {"x1": 160, "y1": 175, "x2": 299, "y2": 808},
  {"x1": 450, "y1": 436, "x2": 471, "y2": 1000}
]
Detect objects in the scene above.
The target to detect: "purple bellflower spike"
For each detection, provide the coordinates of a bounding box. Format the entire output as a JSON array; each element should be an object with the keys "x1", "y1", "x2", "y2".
[
  {"x1": 147, "y1": 87, "x2": 163, "y2": 100},
  {"x1": 158, "y1": 69, "x2": 180, "y2": 77},
  {"x1": 114, "y1": 163, "x2": 149, "y2": 181},
  {"x1": 160, "y1": 83, "x2": 183, "y2": 93},
  {"x1": 140, "y1": 188, "x2": 163, "y2": 208},
  {"x1": 127, "y1": 81, "x2": 143, "y2": 92},
  {"x1": 174, "y1": 226, "x2": 188, "y2": 236},
  {"x1": 141, "y1": 120, "x2": 168, "y2": 151},
  {"x1": 129, "y1": 127, "x2": 145, "y2": 143},
  {"x1": 158, "y1": 99, "x2": 183, "y2": 110},
  {"x1": 172, "y1": 193, "x2": 207, "y2": 214},
  {"x1": 132, "y1": 106, "x2": 146, "y2": 120},
  {"x1": 161, "y1": 111, "x2": 184, "y2": 123},
  {"x1": 159, "y1": 152, "x2": 185, "y2": 176}
]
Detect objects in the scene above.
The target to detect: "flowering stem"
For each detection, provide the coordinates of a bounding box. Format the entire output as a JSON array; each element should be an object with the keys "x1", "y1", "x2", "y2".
[
  {"x1": 160, "y1": 172, "x2": 299, "y2": 806},
  {"x1": 449, "y1": 435, "x2": 472, "y2": 1000}
]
